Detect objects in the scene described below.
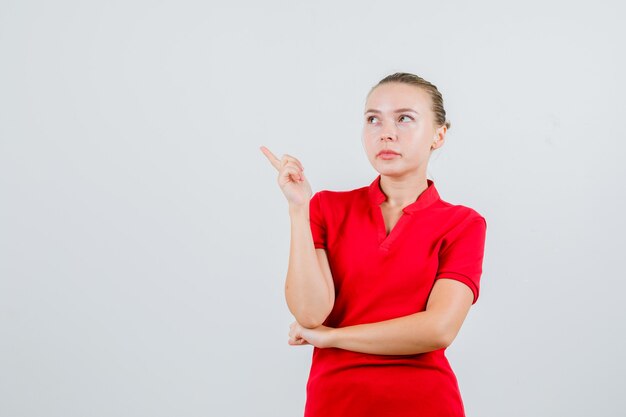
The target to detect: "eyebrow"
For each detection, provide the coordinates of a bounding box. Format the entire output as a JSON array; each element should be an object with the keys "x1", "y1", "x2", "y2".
[{"x1": 364, "y1": 108, "x2": 420, "y2": 115}]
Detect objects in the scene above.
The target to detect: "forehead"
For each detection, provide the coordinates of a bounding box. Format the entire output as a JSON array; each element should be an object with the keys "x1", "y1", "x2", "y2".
[{"x1": 365, "y1": 82, "x2": 432, "y2": 114}]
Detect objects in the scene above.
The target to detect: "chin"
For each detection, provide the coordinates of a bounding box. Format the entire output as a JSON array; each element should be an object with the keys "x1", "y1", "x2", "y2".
[
  {"x1": 373, "y1": 161, "x2": 423, "y2": 178},
  {"x1": 373, "y1": 164, "x2": 405, "y2": 177}
]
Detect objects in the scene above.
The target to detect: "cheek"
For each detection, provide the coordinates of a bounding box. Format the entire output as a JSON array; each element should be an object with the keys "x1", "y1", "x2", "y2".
[
  {"x1": 362, "y1": 135, "x2": 376, "y2": 151},
  {"x1": 398, "y1": 124, "x2": 421, "y2": 134}
]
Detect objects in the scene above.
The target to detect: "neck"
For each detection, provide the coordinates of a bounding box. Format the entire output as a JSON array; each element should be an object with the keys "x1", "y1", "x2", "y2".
[{"x1": 379, "y1": 173, "x2": 429, "y2": 208}]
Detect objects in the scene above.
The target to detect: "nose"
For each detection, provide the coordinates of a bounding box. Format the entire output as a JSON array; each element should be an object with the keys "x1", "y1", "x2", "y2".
[{"x1": 379, "y1": 120, "x2": 397, "y2": 141}]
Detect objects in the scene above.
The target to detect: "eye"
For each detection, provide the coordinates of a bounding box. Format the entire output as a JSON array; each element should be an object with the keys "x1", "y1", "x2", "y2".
[
  {"x1": 366, "y1": 115, "x2": 379, "y2": 123},
  {"x1": 399, "y1": 114, "x2": 413, "y2": 122}
]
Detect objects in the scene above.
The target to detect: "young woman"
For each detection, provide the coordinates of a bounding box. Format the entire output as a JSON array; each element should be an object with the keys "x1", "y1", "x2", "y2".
[{"x1": 260, "y1": 72, "x2": 487, "y2": 417}]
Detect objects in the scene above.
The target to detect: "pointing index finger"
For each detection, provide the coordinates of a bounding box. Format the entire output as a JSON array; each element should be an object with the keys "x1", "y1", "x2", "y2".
[{"x1": 259, "y1": 146, "x2": 281, "y2": 170}]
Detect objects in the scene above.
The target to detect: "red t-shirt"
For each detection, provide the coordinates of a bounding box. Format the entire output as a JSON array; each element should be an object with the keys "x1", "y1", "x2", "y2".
[{"x1": 304, "y1": 174, "x2": 487, "y2": 417}]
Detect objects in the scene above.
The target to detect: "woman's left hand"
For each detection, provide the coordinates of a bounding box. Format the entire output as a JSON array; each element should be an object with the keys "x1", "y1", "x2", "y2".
[{"x1": 288, "y1": 321, "x2": 336, "y2": 349}]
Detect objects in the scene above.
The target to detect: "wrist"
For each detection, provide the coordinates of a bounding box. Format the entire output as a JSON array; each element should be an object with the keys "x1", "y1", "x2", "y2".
[
  {"x1": 327, "y1": 327, "x2": 341, "y2": 349},
  {"x1": 288, "y1": 202, "x2": 309, "y2": 217}
]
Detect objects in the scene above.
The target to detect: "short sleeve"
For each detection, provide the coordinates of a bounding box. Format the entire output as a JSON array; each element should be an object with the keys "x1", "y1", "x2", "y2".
[
  {"x1": 309, "y1": 191, "x2": 327, "y2": 249},
  {"x1": 435, "y1": 216, "x2": 487, "y2": 304}
]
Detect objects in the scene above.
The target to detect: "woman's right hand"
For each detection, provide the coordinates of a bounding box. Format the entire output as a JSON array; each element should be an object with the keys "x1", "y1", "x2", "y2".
[{"x1": 260, "y1": 145, "x2": 312, "y2": 207}]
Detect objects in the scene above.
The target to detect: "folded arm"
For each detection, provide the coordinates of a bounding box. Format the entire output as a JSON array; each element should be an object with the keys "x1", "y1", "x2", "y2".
[{"x1": 288, "y1": 278, "x2": 474, "y2": 355}]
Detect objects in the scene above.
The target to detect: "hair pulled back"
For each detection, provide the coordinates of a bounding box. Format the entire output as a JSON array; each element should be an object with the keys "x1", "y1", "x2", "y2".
[{"x1": 368, "y1": 72, "x2": 451, "y2": 130}]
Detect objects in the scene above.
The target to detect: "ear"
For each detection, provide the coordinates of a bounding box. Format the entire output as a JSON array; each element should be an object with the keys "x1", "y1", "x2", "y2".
[{"x1": 432, "y1": 125, "x2": 447, "y2": 150}]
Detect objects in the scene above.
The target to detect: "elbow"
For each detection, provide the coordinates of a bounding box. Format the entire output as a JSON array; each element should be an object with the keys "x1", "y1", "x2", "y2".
[
  {"x1": 298, "y1": 316, "x2": 325, "y2": 329},
  {"x1": 293, "y1": 304, "x2": 333, "y2": 329},
  {"x1": 432, "y1": 321, "x2": 458, "y2": 350},
  {"x1": 438, "y1": 333, "x2": 454, "y2": 349},
  {"x1": 286, "y1": 290, "x2": 334, "y2": 329},
  {"x1": 294, "y1": 311, "x2": 327, "y2": 329}
]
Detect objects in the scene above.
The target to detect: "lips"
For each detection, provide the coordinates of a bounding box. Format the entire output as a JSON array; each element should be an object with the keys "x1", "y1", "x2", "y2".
[{"x1": 377, "y1": 150, "x2": 401, "y2": 156}]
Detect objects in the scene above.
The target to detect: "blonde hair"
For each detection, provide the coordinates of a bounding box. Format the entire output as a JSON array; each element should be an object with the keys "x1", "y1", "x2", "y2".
[{"x1": 368, "y1": 72, "x2": 451, "y2": 130}]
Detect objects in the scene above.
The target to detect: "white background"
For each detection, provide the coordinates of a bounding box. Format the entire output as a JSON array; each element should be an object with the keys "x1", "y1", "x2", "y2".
[{"x1": 1, "y1": 1, "x2": 625, "y2": 416}]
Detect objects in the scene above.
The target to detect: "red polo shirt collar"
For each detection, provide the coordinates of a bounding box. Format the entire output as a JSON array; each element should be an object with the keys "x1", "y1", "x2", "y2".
[{"x1": 368, "y1": 174, "x2": 441, "y2": 214}]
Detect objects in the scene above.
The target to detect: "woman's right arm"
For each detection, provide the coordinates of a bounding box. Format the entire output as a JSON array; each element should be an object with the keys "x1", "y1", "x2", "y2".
[
  {"x1": 260, "y1": 146, "x2": 335, "y2": 329},
  {"x1": 286, "y1": 204, "x2": 335, "y2": 328}
]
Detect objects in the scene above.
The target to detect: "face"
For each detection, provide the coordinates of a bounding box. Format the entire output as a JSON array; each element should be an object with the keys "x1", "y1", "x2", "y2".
[{"x1": 362, "y1": 82, "x2": 445, "y2": 178}]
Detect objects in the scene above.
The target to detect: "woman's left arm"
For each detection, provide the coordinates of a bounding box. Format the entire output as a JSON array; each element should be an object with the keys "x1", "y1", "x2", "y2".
[{"x1": 288, "y1": 278, "x2": 474, "y2": 355}]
